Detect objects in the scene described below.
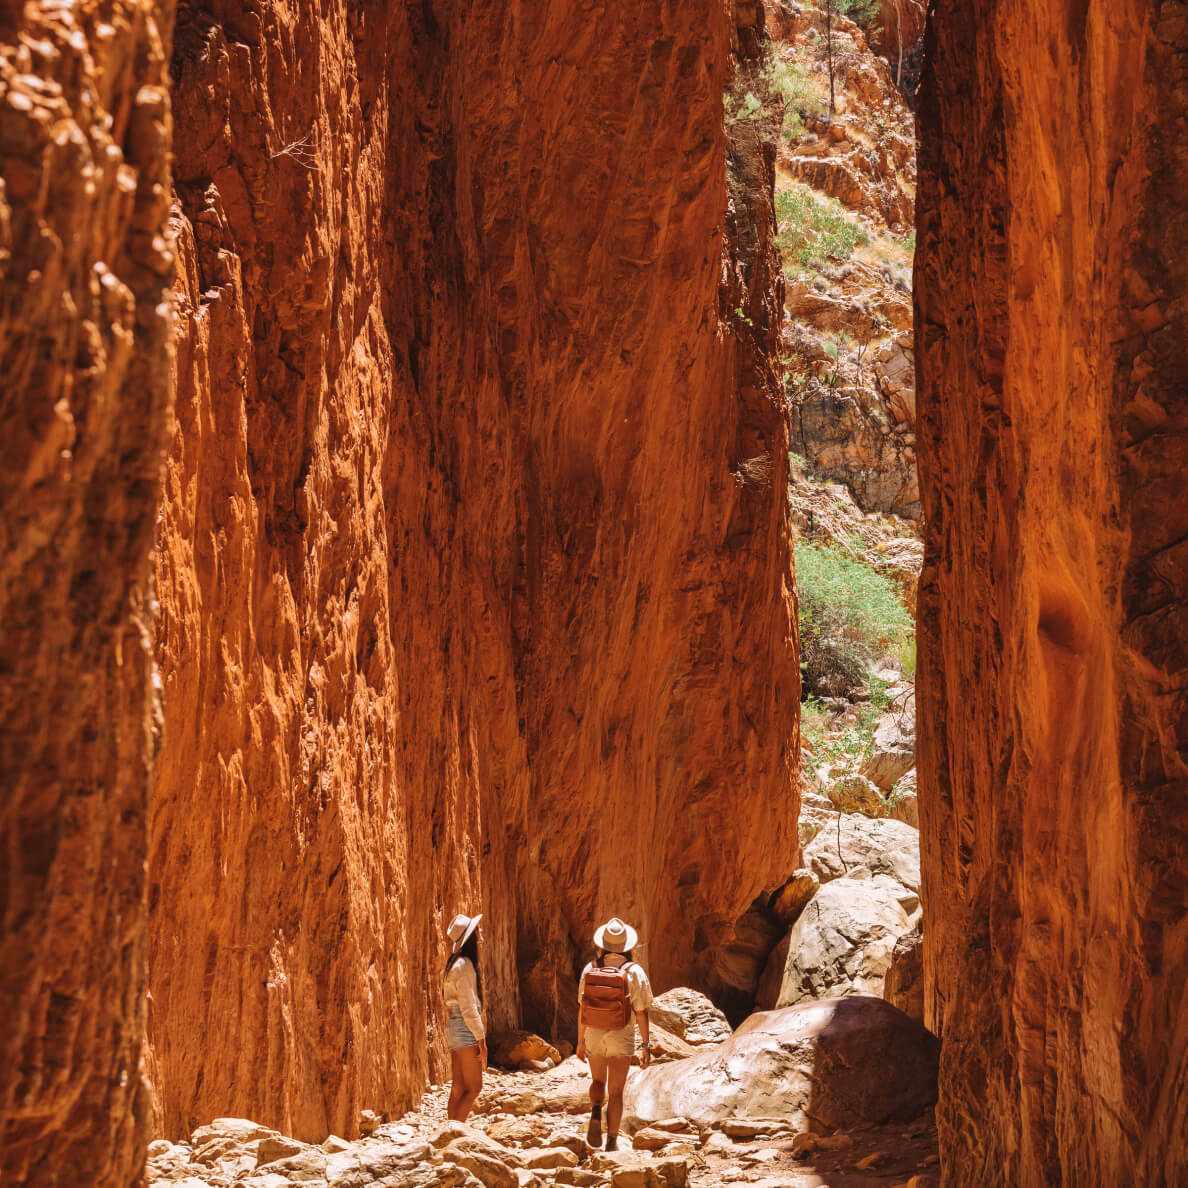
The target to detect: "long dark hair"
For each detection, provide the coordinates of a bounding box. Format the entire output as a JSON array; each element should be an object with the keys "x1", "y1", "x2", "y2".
[{"x1": 444, "y1": 929, "x2": 483, "y2": 1003}]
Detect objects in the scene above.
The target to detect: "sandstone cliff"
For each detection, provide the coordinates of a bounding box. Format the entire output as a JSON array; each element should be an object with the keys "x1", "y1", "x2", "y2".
[
  {"x1": 766, "y1": 3, "x2": 921, "y2": 521},
  {"x1": 0, "y1": 3, "x2": 174, "y2": 1184},
  {"x1": 148, "y1": 0, "x2": 797, "y2": 1147},
  {"x1": 917, "y1": 1, "x2": 1188, "y2": 1183}
]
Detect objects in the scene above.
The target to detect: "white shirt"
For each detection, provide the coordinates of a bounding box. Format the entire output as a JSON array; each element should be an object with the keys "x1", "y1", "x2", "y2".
[
  {"x1": 443, "y1": 956, "x2": 485, "y2": 1040},
  {"x1": 578, "y1": 955, "x2": 653, "y2": 1016}
]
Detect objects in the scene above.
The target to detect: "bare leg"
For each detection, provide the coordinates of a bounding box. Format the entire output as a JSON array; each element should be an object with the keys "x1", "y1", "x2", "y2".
[
  {"x1": 586, "y1": 1051, "x2": 608, "y2": 1146},
  {"x1": 605, "y1": 1055, "x2": 631, "y2": 1144},
  {"x1": 447, "y1": 1045, "x2": 484, "y2": 1120}
]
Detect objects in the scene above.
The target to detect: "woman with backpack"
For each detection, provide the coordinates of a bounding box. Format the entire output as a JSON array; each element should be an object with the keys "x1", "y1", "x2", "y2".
[
  {"x1": 443, "y1": 912, "x2": 487, "y2": 1120},
  {"x1": 576, "y1": 917, "x2": 654, "y2": 1151}
]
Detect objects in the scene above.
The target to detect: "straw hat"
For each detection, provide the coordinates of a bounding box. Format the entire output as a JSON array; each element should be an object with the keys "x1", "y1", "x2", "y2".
[
  {"x1": 593, "y1": 916, "x2": 638, "y2": 954},
  {"x1": 447, "y1": 912, "x2": 482, "y2": 954}
]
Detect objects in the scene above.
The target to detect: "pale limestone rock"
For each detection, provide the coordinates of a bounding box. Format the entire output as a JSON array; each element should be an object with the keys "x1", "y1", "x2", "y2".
[
  {"x1": 256, "y1": 1134, "x2": 307, "y2": 1165},
  {"x1": 647, "y1": 988, "x2": 731, "y2": 1046},
  {"x1": 625, "y1": 999, "x2": 937, "y2": 1133},
  {"x1": 522, "y1": 1146, "x2": 579, "y2": 1169},
  {"x1": 776, "y1": 877, "x2": 912, "y2": 1005},
  {"x1": 825, "y1": 772, "x2": 884, "y2": 814},
  {"x1": 861, "y1": 699, "x2": 916, "y2": 791},
  {"x1": 802, "y1": 814, "x2": 919, "y2": 890}
]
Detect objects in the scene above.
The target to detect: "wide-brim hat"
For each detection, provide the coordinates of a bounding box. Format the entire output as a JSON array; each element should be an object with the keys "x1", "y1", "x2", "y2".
[
  {"x1": 593, "y1": 916, "x2": 638, "y2": 954},
  {"x1": 447, "y1": 912, "x2": 482, "y2": 954}
]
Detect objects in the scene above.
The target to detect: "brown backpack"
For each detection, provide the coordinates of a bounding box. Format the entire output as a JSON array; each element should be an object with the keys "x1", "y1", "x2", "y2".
[{"x1": 581, "y1": 962, "x2": 635, "y2": 1030}]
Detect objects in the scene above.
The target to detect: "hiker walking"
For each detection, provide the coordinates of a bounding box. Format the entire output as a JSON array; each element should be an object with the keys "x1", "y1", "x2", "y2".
[
  {"x1": 443, "y1": 912, "x2": 487, "y2": 1120},
  {"x1": 577, "y1": 917, "x2": 654, "y2": 1151}
]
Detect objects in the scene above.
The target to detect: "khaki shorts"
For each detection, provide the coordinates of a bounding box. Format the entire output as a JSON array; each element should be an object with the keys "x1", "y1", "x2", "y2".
[{"x1": 584, "y1": 1023, "x2": 635, "y2": 1060}]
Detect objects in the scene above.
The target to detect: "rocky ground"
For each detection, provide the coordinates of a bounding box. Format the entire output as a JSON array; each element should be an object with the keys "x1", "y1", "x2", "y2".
[
  {"x1": 149, "y1": 783, "x2": 936, "y2": 1188},
  {"x1": 148, "y1": 1060, "x2": 939, "y2": 1188}
]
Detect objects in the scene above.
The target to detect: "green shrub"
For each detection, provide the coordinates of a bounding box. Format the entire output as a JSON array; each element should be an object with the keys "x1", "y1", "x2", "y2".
[
  {"x1": 776, "y1": 184, "x2": 869, "y2": 278},
  {"x1": 763, "y1": 54, "x2": 819, "y2": 141},
  {"x1": 801, "y1": 676, "x2": 891, "y2": 771},
  {"x1": 796, "y1": 539, "x2": 912, "y2": 696}
]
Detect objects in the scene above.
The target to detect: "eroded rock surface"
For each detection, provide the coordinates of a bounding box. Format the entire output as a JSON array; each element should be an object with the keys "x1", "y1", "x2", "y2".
[
  {"x1": 917, "y1": 1, "x2": 1188, "y2": 1182},
  {"x1": 626, "y1": 999, "x2": 938, "y2": 1135},
  {"x1": 772, "y1": 877, "x2": 913, "y2": 1006},
  {"x1": 148, "y1": 0, "x2": 798, "y2": 1146},
  {"x1": 0, "y1": 4, "x2": 173, "y2": 1184}
]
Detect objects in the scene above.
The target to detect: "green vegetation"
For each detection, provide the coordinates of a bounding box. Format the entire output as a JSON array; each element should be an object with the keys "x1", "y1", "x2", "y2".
[
  {"x1": 729, "y1": 89, "x2": 764, "y2": 121},
  {"x1": 775, "y1": 185, "x2": 869, "y2": 279},
  {"x1": 796, "y1": 538, "x2": 913, "y2": 697},
  {"x1": 801, "y1": 674, "x2": 891, "y2": 770},
  {"x1": 763, "y1": 54, "x2": 820, "y2": 141}
]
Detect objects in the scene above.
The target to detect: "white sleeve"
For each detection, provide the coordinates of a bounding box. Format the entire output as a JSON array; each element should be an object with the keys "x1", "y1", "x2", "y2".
[
  {"x1": 457, "y1": 959, "x2": 485, "y2": 1040},
  {"x1": 628, "y1": 964, "x2": 653, "y2": 1013},
  {"x1": 577, "y1": 962, "x2": 591, "y2": 1005}
]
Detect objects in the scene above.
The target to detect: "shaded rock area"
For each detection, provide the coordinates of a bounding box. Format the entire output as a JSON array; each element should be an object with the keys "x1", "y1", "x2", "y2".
[
  {"x1": 917, "y1": 1, "x2": 1188, "y2": 1182},
  {"x1": 882, "y1": 926, "x2": 923, "y2": 1024},
  {"x1": 147, "y1": 1005, "x2": 940, "y2": 1188}
]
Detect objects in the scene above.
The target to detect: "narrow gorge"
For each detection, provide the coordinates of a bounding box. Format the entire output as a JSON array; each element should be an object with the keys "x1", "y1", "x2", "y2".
[{"x1": 1, "y1": 2, "x2": 1185, "y2": 1187}]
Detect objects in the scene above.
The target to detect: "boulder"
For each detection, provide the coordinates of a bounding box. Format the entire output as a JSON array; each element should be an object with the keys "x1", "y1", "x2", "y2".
[
  {"x1": 883, "y1": 923, "x2": 924, "y2": 1022},
  {"x1": 522, "y1": 1147, "x2": 579, "y2": 1170},
  {"x1": 478, "y1": 1057, "x2": 591, "y2": 1116},
  {"x1": 825, "y1": 772, "x2": 885, "y2": 815},
  {"x1": 647, "y1": 1022, "x2": 697, "y2": 1063},
  {"x1": 647, "y1": 988, "x2": 731, "y2": 1046},
  {"x1": 770, "y1": 869, "x2": 820, "y2": 927},
  {"x1": 798, "y1": 789, "x2": 839, "y2": 846},
  {"x1": 775, "y1": 877, "x2": 912, "y2": 1005},
  {"x1": 886, "y1": 769, "x2": 919, "y2": 829},
  {"x1": 860, "y1": 699, "x2": 916, "y2": 791},
  {"x1": 587, "y1": 1151, "x2": 690, "y2": 1188},
  {"x1": 489, "y1": 1031, "x2": 562, "y2": 1071},
  {"x1": 802, "y1": 815, "x2": 919, "y2": 891},
  {"x1": 754, "y1": 934, "x2": 791, "y2": 1012},
  {"x1": 256, "y1": 1136, "x2": 307, "y2": 1166},
  {"x1": 625, "y1": 998, "x2": 938, "y2": 1133}
]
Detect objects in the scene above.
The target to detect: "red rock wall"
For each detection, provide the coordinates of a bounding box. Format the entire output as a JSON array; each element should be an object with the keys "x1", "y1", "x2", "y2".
[
  {"x1": 917, "y1": 2, "x2": 1188, "y2": 1184},
  {"x1": 149, "y1": 0, "x2": 797, "y2": 1143},
  {"x1": 0, "y1": 4, "x2": 174, "y2": 1184}
]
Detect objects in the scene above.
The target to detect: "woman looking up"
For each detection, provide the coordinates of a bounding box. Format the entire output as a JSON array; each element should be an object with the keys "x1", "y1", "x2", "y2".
[
  {"x1": 576, "y1": 917, "x2": 654, "y2": 1151},
  {"x1": 443, "y1": 912, "x2": 486, "y2": 1120}
]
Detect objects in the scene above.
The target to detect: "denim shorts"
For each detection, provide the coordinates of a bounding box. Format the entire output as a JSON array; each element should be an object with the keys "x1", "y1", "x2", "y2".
[{"x1": 446, "y1": 1004, "x2": 479, "y2": 1051}]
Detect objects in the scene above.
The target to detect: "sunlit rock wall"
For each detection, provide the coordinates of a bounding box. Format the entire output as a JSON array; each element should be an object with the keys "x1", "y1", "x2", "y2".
[
  {"x1": 149, "y1": 0, "x2": 797, "y2": 1143},
  {"x1": 0, "y1": 3, "x2": 174, "y2": 1184},
  {"x1": 916, "y1": 1, "x2": 1188, "y2": 1183}
]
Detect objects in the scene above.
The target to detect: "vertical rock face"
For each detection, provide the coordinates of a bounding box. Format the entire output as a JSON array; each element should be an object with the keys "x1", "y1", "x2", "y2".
[
  {"x1": 0, "y1": 4, "x2": 174, "y2": 1185},
  {"x1": 149, "y1": 0, "x2": 797, "y2": 1144},
  {"x1": 917, "y1": 2, "x2": 1188, "y2": 1184}
]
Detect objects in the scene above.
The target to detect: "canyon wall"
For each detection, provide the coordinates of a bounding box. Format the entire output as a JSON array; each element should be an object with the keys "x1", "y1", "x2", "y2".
[
  {"x1": 149, "y1": 0, "x2": 797, "y2": 1147},
  {"x1": 916, "y1": 1, "x2": 1188, "y2": 1184},
  {"x1": 0, "y1": 3, "x2": 174, "y2": 1184}
]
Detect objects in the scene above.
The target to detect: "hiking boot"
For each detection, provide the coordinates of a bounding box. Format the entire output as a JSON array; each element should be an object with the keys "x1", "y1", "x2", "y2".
[
  {"x1": 605, "y1": 1134, "x2": 619, "y2": 1152},
  {"x1": 586, "y1": 1113, "x2": 602, "y2": 1148}
]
